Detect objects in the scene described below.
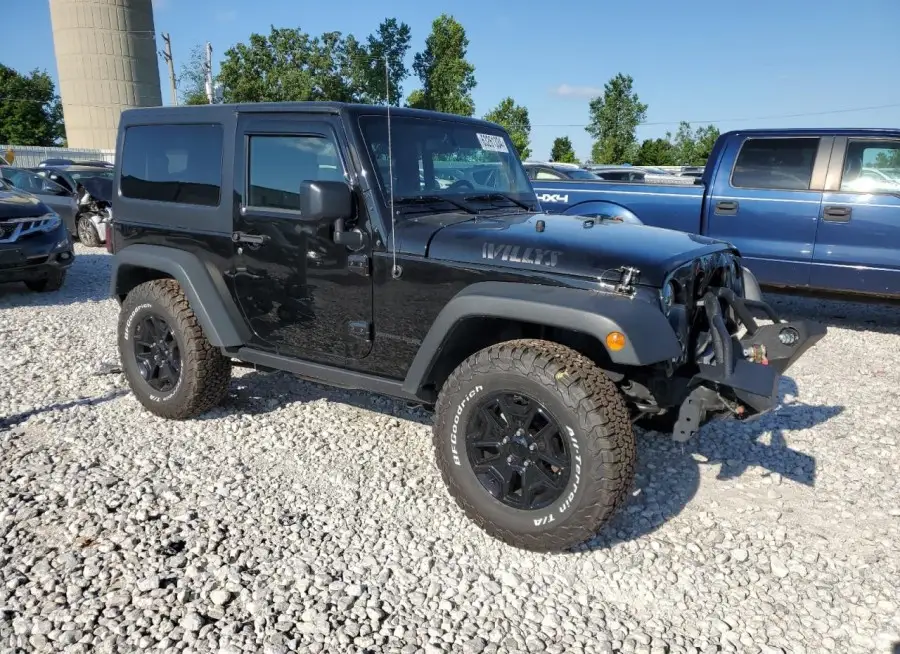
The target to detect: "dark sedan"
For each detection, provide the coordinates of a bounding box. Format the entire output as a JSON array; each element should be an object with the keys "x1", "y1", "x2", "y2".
[{"x1": 0, "y1": 167, "x2": 78, "y2": 237}]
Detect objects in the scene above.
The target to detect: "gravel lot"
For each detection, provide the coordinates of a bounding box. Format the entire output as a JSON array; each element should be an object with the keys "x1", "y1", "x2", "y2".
[{"x1": 2, "y1": 244, "x2": 899, "y2": 654}]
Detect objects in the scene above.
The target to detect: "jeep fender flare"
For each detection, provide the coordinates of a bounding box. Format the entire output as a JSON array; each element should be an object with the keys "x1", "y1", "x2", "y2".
[
  {"x1": 562, "y1": 201, "x2": 643, "y2": 225},
  {"x1": 401, "y1": 281, "x2": 682, "y2": 397},
  {"x1": 110, "y1": 244, "x2": 249, "y2": 347}
]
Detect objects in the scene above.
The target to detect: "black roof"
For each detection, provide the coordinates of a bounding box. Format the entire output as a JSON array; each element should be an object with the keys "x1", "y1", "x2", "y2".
[{"x1": 119, "y1": 101, "x2": 505, "y2": 131}]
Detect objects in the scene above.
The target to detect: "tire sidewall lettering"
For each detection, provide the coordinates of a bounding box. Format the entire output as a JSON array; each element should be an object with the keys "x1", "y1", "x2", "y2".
[
  {"x1": 121, "y1": 297, "x2": 186, "y2": 404},
  {"x1": 445, "y1": 373, "x2": 590, "y2": 532},
  {"x1": 123, "y1": 303, "x2": 152, "y2": 342},
  {"x1": 451, "y1": 385, "x2": 483, "y2": 466}
]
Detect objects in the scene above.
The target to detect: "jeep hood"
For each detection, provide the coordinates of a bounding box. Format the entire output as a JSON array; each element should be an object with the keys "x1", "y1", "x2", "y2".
[{"x1": 399, "y1": 212, "x2": 737, "y2": 287}]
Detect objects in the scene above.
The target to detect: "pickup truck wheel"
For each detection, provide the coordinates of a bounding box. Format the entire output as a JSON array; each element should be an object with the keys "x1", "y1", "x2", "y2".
[
  {"x1": 432, "y1": 339, "x2": 635, "y2": 551},
  {"x1": 118, "y1": 279, "x2": 232, "y2": 419}
]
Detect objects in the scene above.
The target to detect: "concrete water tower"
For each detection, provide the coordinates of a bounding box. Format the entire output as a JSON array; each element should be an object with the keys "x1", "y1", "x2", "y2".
[{"x1": 48, "y1": 0, "x2": 163, "y2": 150}]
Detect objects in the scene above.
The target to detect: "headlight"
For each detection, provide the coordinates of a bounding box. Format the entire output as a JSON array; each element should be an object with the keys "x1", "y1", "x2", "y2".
[
  {"x1": 38, "y1": 212, "x2": 61, "y2": 233},
  {"x1": 660, "y1": 280, "x2": 675, "y2": 313}
]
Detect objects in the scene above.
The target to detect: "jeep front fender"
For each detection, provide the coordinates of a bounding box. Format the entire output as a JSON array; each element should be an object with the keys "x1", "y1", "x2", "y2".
[
  {"x1": 401, "y1": 281, "x2": 682, "y2": 397},
  {"x1": 111, "y1": 244, "x2": 250, "y2": 348}
]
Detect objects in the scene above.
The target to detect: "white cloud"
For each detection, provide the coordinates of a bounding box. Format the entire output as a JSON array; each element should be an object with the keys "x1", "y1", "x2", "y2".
[
  {"x1": 216, "y1": 9, "x2": 237, "y2": 22},
  {"x1": 551, "y1": 84, "x2": 603, "y2": 99},
  {"x1": 151, "y1": 0, "x2": 169, "y2": 10}
]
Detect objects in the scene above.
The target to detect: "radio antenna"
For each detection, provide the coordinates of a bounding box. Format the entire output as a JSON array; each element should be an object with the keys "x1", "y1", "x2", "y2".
[{"x1": 385, "y1": 56, "x2": 400, "y2": 279}]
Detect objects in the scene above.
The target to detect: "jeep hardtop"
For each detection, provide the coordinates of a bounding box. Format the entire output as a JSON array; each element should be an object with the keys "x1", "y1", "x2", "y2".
[{"x1": 108, "y1": 101, "x2": 825, "y2": 551}]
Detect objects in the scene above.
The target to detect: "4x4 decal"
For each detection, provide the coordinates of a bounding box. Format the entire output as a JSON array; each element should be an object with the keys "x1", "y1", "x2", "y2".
[
  {"x1": 482, "y1": 243, "x2": 561, "y2": 267},
  {"x1": 536, "y1": 193, "x2": 568, "y2": 203}
]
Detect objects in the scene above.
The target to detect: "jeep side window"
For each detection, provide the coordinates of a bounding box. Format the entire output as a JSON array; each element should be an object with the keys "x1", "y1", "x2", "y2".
[
  {"x1": 247, "y1": 135, "x2": 345, "y2": 212},
  {"x1": 120, "y1": 124, "x2": 223, "y2": 206},
  {"x1": 730, "y1": 137, "x2": 819, "y2": 191}
]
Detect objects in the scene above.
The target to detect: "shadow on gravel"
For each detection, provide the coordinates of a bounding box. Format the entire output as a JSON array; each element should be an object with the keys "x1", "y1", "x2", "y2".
[
  {"x1": 764, "y1": 290, "x2": 900, "y2": 336},
  {"x1": 205, "y1": 370, "x2": 433, "y2": 425},
  {"x1": 575, "y1": 376, "x2": 843, "y2": 552},
  {"x1": 0, "y1": 389, "x2": 128, "y2": 431},
  {"x1": 0, "y1": 252, "x2": 112, "y2": 307}
]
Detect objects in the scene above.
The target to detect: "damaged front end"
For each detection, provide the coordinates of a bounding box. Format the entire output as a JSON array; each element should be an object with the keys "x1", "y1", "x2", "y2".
[
  {"x1": 627, "y1": 252, "x2": 826, "y2": 441},
  {"x1": 669, "y1": 287, "x2": 826, "y2": 441}
]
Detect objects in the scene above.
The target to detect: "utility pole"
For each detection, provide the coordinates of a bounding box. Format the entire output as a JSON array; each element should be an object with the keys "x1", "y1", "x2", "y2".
[
  {"x1": 160, "y1": 33, "x2": 177, "y2": 106},
  {"x1": 204, "y1": 42, "x2": 214, "y2": 104}
]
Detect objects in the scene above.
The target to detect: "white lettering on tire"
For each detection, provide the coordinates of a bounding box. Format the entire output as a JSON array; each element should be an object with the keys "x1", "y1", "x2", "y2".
[
  {"x1": 451, "y1": 385, "x2": 483, "y2": 466},
  {"x1": 533, "y1": 425, "x2": 581, "y2": 526},
  {"x1": 123, "y1": 303, "x2": 152, "y2": 342}
]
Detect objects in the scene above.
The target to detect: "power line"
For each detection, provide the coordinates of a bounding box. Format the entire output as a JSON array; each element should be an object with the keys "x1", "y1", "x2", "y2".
[{"x1": 531, "y1": 102, "x2": 900, "y2": 128}]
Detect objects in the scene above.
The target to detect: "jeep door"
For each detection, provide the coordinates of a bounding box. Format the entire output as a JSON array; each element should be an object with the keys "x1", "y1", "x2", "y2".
[
  {"x1": 811, "y1": 136, "x2": 900, "y2": 297},
  {"x1": 231, "y1": 114, "x2": 374, "y2": 360}
]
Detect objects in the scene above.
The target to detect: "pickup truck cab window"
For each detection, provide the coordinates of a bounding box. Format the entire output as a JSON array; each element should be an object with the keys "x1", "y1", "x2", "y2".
[
  {"x1": 839, "y1": 140, "x2": 900, "y2": 193},
  {"x1": 534, "y1": 169, "x2": 565, "y2": 180},
  {"x1": 120, "y1": 123, "x2": 223, "y2": 207},
  {"x1": 247, "y1": 134, "x2": 345, "y2": 212},
  {"x1": 731, "y1": 137, "x2": 819, "y2": 191}
]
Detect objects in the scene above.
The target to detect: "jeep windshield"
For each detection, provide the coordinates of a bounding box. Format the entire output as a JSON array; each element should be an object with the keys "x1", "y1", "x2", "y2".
[{"x1": 358, "y1": 115, "x2": 538, "y2": 215}]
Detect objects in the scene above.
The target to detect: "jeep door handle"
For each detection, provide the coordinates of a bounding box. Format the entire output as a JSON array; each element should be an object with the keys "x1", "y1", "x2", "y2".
[
  {"x1": 232, "y1": 231, "x2": 270, "y2": 245},
  {"x1": 714, "y1": 200, "x2": 739, "y2": 216},
  {"x1": 823, "y1": 206, "x2": 851, "y2": 223}
]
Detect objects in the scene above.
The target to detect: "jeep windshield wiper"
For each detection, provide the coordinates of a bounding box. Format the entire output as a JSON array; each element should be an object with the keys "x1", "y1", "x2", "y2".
[
  {"x1": 463, "y1": 192, "x2": 533, "y2": 211},
  {"x1": 394, "y1": 195, "x2": 477, "y2": 214}
]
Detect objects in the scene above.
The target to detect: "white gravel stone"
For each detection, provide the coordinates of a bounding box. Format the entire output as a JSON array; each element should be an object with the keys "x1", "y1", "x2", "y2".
[{"x1": 0, "y1": 246, "x2": 898, "y2": 654}]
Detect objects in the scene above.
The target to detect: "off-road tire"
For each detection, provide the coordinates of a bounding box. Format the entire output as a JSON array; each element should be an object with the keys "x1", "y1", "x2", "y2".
[
  {"x1": 118, "y1": 278, "x2": 231, "y2": 419},
  {"x1": 25, "y1": 269, "x2": 67, "y2": 292},
  {"x1": 433, "y1": 339, "x2": 636, "y2": 551},
  {"x1": 77, "y1": 216, "x2": 102, "y2": 247}
]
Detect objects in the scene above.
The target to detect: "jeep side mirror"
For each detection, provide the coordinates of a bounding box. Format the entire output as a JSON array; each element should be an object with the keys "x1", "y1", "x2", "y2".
[{"x1": 298, "y1": 180, "x2": 352, "y2": 223}]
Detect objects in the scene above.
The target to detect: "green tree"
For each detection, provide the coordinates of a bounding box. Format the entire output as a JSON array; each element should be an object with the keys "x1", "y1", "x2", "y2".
[
  {"x1": 348, "y1": 18, "x2": 411, "y2": 105},
  {"x1": 0, "y1": 64, "x2": 65, "y2": 145},
  {"x1": 406, "y1": 14, "x2": 476, "y2": 116},
  {"x1": 178, "y1": 44, "x2": 210, "y2": 105},
  {"x1": 635, "y1": 137, "x2": 676, "y2": 166},
  {"x1": 874, "y1": 150, "x2": 900, "y2": 168},
  {"x1": 550, "y1": 136, "x2": 577, "y2": 163},
  {"x1": 692, "y1": 124, "x2": 720, "y2": 165},
  {"x1": 218, "y1": 26, "x2": 361, "y2": 103},
  {"x1": 585, "y1": 73, "x2": 648, "y2": 164},
  {"x1": 483, "y1": 97, "x2": 531, "y2": 159},
  {"x1": 671, "y1": 122, "x2": 719, "y2": 165}
]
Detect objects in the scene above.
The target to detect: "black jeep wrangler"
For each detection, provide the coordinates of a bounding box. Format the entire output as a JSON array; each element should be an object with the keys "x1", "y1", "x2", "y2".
[
  {"x1": 0, "y1": 180, "x2": 74, "y2": 292},
  {"x1": 108, "y1": 102, "x2": 825, "y2": 551}
]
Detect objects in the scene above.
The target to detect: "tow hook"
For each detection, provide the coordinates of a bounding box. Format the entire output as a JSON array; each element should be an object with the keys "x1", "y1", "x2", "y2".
[{"x1": 743, "y1": 344, "x2": 768, "y2": 365}]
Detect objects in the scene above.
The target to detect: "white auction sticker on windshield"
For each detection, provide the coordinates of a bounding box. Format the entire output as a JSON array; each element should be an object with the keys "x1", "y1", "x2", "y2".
[{"x1": 476, "y1": 133, "x2": 509, "y2": 153}]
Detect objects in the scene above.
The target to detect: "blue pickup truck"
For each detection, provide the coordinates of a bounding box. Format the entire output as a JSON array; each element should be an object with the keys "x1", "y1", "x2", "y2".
[{"x1": 531, "y1": 129, "x2": 900, "y2": 299}]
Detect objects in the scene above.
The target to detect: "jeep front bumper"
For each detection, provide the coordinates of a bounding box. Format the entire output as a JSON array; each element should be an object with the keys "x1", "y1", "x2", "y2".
[{"x1": 670, "y1": 288, "x2": 826, "y2": 442}]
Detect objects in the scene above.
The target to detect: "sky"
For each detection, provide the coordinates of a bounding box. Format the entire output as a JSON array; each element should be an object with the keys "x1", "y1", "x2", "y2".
[{"x1": 4, "y1": 0, "x2": 900, "y2": 161}]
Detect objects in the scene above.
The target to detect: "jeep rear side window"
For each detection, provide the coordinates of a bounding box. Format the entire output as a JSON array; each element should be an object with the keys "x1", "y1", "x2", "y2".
[
  {"x1": 247, "y1": 135, "x2": 345, "y2": 212},
  {"x1": 730, "y1": 137, "x2": 819, "y2": 191},
  {"x1": 120, "y1": 124, "x2": 223, "y2": 206}
]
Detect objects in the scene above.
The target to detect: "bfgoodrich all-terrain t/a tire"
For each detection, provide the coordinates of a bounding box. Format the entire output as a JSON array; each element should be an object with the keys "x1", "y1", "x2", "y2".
[
  {"x1": 433, "y1": 339, "x2": 636, "y2": 552},
  {"x1": 118, "y1": 279, "x2": 232, "y2": 419}
]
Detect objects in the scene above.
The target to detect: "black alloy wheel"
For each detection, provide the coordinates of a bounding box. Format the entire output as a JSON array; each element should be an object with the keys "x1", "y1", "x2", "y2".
[
  {"x1": 133, "y1": 314, "x2": 181, "y2": 392},
  {"x1": 466, "y1": 392, "x2": 571, "y2": 510}
]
